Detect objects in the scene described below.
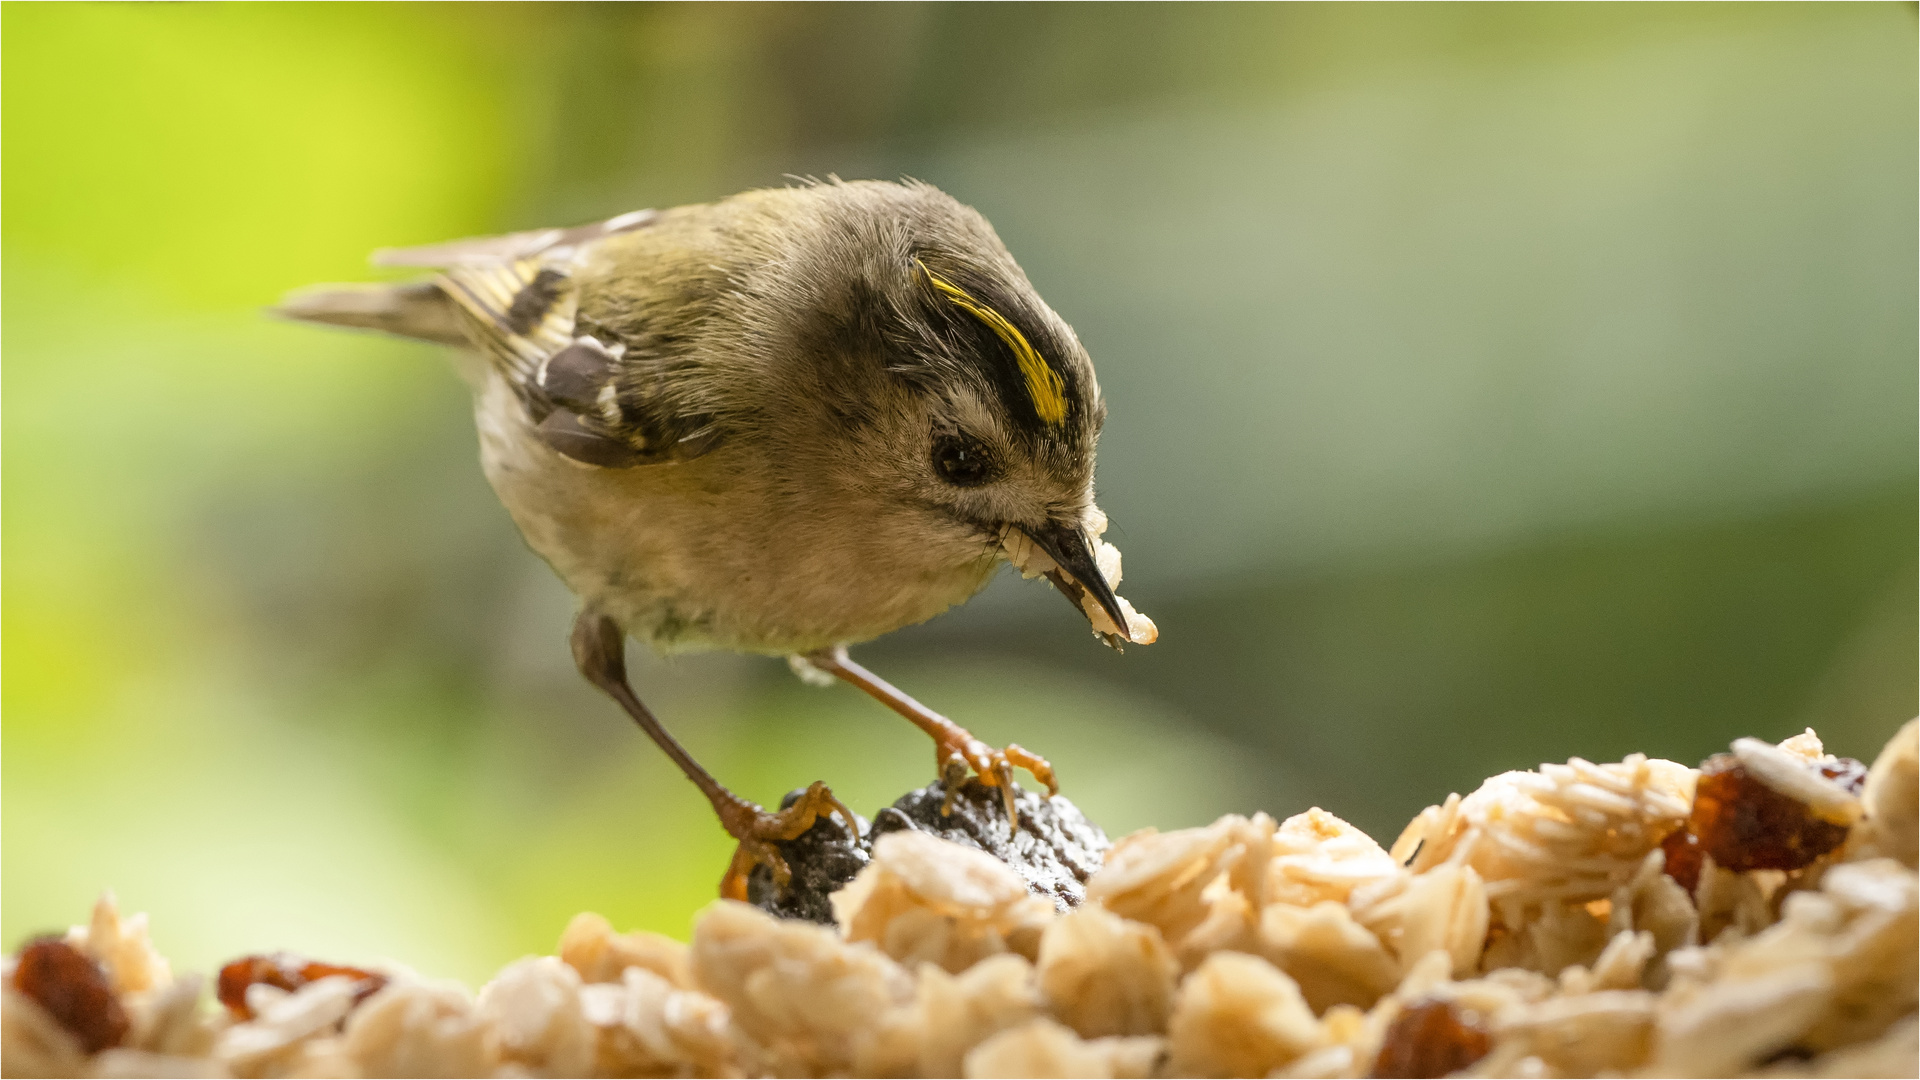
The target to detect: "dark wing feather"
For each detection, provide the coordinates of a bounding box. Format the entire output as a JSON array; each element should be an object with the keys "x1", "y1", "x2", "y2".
[
  {"x1": 436, "y1": 258, "x2": 578, "y2": 385},
  {"x1": 384, "y1": 209, "x2": 717, "y2": 468}
]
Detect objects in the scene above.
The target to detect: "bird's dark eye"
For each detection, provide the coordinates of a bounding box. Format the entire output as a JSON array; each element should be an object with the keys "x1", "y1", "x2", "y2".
[{"x1": 932, "y1": 434, "x2": 996, "y2": 487}]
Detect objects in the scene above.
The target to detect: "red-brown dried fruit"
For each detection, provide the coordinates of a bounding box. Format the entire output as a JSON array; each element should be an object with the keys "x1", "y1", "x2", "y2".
[
  {"x1": 1818, "y1": 756, "x2": 1869, "y2": 796},
  {"x1": 1371, "y1": 998, "x2": 1491, "y2": 1079},
  {"x1": 1689, "y1": 754, "x2": 1850, "y2": 874},
  {"x1": 216, "y1": 952, "x2": 387, "y2": 1020},
  {"x1": 1661, "y1": 826, "x2": 1705, "y2": 893},
  {"x1": 11, "y1": 935, "x2": 129, "y2": 1054}
]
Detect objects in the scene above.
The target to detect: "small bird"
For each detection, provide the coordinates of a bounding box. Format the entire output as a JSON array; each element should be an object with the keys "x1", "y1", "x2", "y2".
[{"x1": 280, "y1": 179, "x2": 1156, "y2": 897}]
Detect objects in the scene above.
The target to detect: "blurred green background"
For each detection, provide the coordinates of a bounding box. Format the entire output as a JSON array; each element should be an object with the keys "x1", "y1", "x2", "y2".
[{"x1": 3, "y1": 2, "x2": 1913, "y2": 987}]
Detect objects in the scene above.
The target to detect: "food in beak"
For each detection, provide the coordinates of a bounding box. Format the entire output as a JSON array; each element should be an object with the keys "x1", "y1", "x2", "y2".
[{"x1": 1001, "y1": 509, "x2": 1158, "y2": 648}]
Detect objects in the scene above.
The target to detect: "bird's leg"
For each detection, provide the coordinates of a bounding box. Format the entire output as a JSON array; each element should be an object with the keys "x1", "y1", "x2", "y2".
[
  {"x1": 804, "y1": 645, "x2": 1056, "y2": 835},
  {"x1": 572, "y1": 611, "x2": 857, "y2": 900}
]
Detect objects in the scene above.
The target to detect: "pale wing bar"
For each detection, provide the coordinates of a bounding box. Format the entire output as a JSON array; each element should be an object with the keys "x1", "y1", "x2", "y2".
[{"x1": 372, "y1": 209, "x2": 658, "y2": 268}]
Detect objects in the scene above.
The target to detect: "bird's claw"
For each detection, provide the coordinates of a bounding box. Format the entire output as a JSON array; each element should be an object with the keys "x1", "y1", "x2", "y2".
[
  {"x1": 796, "y1": 645, "x2": 1059, "y2": 840},
  {"x1": 939, "y1": 755, "x2": 970, "y2": 815},
  {"x1": 933, "y1": 734, "x2": 1057, "y2": 837},
  {"x1": 716, "y1": 781, "x2": 859, "y2": 900},
  {"x1": 721, "y1": 839, "x2": 784, "y2": 902}
]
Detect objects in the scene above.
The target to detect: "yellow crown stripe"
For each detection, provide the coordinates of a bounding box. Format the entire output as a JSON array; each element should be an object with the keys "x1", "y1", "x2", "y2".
[{"x1": 919, "y1": 262, "x2": 1068, "y2": 426}]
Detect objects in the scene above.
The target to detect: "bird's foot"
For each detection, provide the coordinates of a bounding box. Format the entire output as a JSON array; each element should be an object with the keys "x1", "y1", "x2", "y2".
[
  {"x1": 715, "y1": 781, "x2": 859, "y2": 901},
  {"x1": 933, "y1": 730, "x2": 1058, "y2": 836},
  {"x1": 801, "y1": 645, "x2": 1059, "y2": 839}
]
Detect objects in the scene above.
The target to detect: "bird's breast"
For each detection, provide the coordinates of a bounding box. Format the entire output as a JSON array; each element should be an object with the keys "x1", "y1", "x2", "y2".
[{"x1": 473, "y1": 374, "x2": 998, "y2": 656}]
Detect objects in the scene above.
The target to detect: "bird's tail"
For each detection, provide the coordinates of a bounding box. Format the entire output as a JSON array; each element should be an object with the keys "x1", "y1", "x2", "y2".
[{"x1": 272, "y1": 281, "x2": 469, "y2": 347}]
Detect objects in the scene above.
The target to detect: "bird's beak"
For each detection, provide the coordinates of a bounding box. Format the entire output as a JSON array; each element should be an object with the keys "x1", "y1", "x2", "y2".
[{"x1": 1015, "y1": 520, "x2": 1132, "y2": 640}]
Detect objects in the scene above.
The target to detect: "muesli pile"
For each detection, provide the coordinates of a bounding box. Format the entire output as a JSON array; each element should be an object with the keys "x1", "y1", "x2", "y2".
[{"x1": 5, "y1": 721, "x2": 1914, "y2": 1079}]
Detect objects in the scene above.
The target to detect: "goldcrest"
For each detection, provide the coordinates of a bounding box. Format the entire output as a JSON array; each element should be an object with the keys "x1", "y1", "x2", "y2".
[{"x1": 281, "y1": 179, "x2": 1156, "y2": 896}]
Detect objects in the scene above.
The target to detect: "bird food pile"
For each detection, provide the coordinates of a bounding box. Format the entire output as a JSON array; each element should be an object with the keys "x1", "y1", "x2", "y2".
[{"x1": 5, "y1": 723, "x2": 1915, "y2": 1079}]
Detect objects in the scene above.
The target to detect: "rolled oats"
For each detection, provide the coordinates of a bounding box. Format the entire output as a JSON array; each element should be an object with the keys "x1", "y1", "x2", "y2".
[
  {"x1": 577, "y1": 966, "x2": 733, "y2": 1076},
  {"x1": 1851, "y1": 719, "x2": 1918, "y2": 870},
  {"x1": 1034, "y1": 904, "x2": 1177, "y2": 1039},
  {"x1": 1165, "y1": 951, "x2": 1322, "y2": 1078},
  {"x1": 691, "y1": 900, "x2": 911, "y2": 1075},
  {"x1": 1268, "y1": 809, "x2": 1402, "y2": 909},
  {"x1": 831, "y1": 832, "x2": 1055, "y2": 974},
  {"x1": 1257, "y1": 901, "x2": 1400, "y2": 1013},
  {"x1": 475, "y1": 957, "x2": 594, "y2": 1078},
  {"x1": 961, "y1": 1018, "x2": 1159, "y2": 1079},
  {"x1": 1088, "y1": 814, "x2": 1273, "y2": 969},
  {"x1": 558, "y1": 912, "x2": 694, "y2": 990},
  {"x1": 345, "y1": 979, "x2": 496, "y2": 1079},
  {"x1": 887, "y1": 953, "x2": 1044, "y2": 1078},
  {"x1": 213, "y1": 975, "x2": 359, "y2": 1078},
  {"x1": 8, "y1": 723, "x2": 1913, "y2": 1078}
]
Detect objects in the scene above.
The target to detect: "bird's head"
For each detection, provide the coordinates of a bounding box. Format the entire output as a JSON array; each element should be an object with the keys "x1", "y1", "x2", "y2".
[{"x1": 736, "y1": 180, "x2": 1155, "y2": 648}]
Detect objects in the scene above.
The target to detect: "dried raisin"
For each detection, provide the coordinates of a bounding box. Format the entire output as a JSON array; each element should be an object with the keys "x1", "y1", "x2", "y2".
[
  {"x1": 1689, "y1": 754, "x2": 1850, "y2": 873},
  {"x1": 216, "y1": 951, "x2": 387, "y2": 1020},
  {"x1": 1372, "y1": 998, "x2": 1491, "y2": 1078},
  {"x1": 11, "y1": 936, "x2": 129, "y2": 1054},
  {"x1": 1660, "y1": 826, "x2": 1705, "y2": 893}
]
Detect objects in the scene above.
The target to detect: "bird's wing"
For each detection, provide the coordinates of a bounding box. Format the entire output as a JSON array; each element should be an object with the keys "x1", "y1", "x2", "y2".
[
  {"x1": 432, "y1": 257, "x2": 580, "y2": 386},
  {"x1": 382, "y1": 210, "x2": 717, "y2": 468},
  {"x1": 377, "y1": 211, "x2": 657, "y2": 385},
  {"x1": 372, "y1": 210, "x2": 659, "y2": 268}
]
